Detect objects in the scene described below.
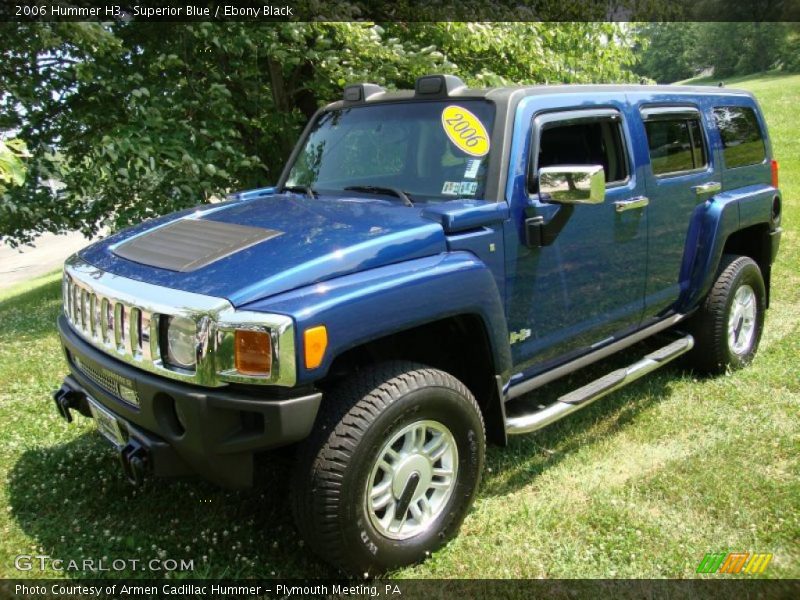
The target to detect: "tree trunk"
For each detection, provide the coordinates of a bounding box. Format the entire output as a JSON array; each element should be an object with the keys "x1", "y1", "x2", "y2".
[{"x1": 266, "y1": 56, "x2": 295, "y2": 158}]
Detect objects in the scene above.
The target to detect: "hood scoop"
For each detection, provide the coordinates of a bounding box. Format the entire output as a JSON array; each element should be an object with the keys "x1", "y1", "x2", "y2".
[{"x1": 112, "y1": 218, "x2": 283, "y2": 272}]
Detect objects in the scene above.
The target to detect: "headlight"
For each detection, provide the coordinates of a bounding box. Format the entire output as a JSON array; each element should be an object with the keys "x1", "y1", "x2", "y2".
[{"x1": 165, "y1": 316, "x2": 197, "y2": 369}]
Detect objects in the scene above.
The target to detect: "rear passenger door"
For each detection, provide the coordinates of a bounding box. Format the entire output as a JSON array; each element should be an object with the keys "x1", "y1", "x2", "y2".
[{"x1": 639, "y1": 106, "x2": 717, "y2": 316}]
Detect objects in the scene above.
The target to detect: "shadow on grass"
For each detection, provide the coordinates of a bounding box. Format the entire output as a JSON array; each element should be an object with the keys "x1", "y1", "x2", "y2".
[
  {"x1": 6, "y1": 431, "x2": 337, "y2": 579},
  {"x1": 6, "y1": 336, "x2": 691, "y2": 579},
  {"x1": 0, "y1": 278, "x2": 63, "y2": 340},
  {"x1": 480, "y1": 336, "x2": 685, "y2": 498}
]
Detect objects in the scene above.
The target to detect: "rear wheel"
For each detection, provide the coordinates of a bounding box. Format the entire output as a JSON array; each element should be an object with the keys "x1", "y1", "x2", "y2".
[
  {"x1": 291, "y1": 361, "x2": 485, "y2": 575},
  {"x1": 686, "y1": 254, "x2": 766, "y2": 374}
]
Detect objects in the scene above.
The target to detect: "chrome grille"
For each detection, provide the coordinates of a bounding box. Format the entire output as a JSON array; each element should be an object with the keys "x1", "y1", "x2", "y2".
[
  {"x1": 64, "y1": 272, "x2": 157, "y2": 363},
  {"x1": 72, "y1": 354, "x2": 140, "y2": 406},
  {"x1": 61, "y1": 255, "x2": 297, "y2": 388}
]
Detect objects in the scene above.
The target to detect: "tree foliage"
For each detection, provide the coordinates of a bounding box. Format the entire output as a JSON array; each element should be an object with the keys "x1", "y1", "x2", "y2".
[
  {"x1": 0, "y1": 138, "x2": 30, "y2": 192},
  {"x1": 0, "y1": 21, "x2": 639, "y2": 246},
  {"x1": 634, "y1": 22, "x2": 798, "y2": 83},
  {"x1": 632, "y1": 23, "x2": 695, "y2": 84}
]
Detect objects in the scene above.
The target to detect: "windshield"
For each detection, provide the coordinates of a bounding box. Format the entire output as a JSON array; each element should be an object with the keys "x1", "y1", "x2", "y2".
[{"x1": 285, "y1": 100, "x2": 495, "y2": 202}]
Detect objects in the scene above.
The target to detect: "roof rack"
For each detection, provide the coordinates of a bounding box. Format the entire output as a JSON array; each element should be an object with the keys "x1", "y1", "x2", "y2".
[
  {"x1": 414, "y1": 74, "x2": 466, "y2": 98},
  {"x1": 342, "y1": 83, "x2": 386, "y2": 102}
]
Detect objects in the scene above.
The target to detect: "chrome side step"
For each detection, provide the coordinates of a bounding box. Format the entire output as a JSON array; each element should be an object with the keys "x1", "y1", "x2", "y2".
[
  {"x1": 506, "y1": 313, "x2": 687, "y2": 401},
  {"x1": 505, "y1": 334, "x2": 694, "y2": 435}
]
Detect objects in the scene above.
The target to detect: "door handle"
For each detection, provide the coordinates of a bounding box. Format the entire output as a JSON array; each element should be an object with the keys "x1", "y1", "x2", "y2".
[
  {"x1": 614, "y1": 196, "x2": 649, "y2": 213},
  {"x1": 692, "y1": 181, "x2": 722, "y2": 195}
]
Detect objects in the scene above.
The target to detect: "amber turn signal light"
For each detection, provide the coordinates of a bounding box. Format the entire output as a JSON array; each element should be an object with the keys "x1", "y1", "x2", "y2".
[
  {"x1": 234, "y1": 329, "x2": 272, "y2": 376},
  {"x1": 304, "y1": 325, "x2": 328, "y2": 370},
  {"x1": 771, "y1": 159, "x2": 779, "y2": 189}
]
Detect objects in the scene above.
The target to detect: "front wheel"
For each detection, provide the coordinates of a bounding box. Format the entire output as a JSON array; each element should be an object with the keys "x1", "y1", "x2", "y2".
[
  {"x1": 291, "y1": 361, "x2": 485, "y2": 575},
  {"x1": 686, "y1": 254, "x2": 766, "y2": 374}
]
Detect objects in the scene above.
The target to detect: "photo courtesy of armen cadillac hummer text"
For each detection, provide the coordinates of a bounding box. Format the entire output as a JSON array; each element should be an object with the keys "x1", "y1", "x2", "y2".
[{"x1": 52, "y1": 74, "x2": 782, "y2": 574}]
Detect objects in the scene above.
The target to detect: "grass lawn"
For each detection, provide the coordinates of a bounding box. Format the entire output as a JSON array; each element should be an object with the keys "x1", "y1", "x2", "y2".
[{"x1": 0, "y1": 73, "x2": 797, "y2": 580}]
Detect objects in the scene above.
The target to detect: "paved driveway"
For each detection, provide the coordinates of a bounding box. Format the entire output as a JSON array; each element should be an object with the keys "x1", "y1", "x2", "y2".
[{"x1": 0, "y1": 231, "x2": 99, "y2": 291}]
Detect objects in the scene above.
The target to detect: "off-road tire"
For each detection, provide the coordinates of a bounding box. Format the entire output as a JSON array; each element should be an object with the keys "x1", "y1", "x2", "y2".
[
  {"x1": 686, "y1": 254, "x2": 766, "y2": 374},
  {"x1": 291, "y1": 361, "x2": 485, "y2": 575}
]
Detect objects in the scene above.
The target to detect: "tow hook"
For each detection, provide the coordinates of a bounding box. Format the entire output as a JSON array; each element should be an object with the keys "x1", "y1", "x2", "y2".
[
  {"x1": 119, "y1": 439, "x2": 150, "y2": 486},
  {"x1": 53, "y1": 385, "x2": 85, "y2": 423}
]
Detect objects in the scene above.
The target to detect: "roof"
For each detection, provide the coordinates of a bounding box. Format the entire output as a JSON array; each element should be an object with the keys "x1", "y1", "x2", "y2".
[
  {"x1": 324, "y1": 80, "x2": 753, "y2": 112},
  {"x1": 287, "y1": 75, "x2": 757, "y2": 205}
]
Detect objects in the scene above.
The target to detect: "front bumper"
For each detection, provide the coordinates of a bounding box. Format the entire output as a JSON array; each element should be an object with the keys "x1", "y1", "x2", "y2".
[{"x1": 56, "y1": 315, "x2": 322, "y2": 488}]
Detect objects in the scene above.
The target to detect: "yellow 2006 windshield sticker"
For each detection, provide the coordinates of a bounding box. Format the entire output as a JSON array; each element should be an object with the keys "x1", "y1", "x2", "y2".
[{"x1": 441, "y1": 105, "x2": 490, "y2": 157}]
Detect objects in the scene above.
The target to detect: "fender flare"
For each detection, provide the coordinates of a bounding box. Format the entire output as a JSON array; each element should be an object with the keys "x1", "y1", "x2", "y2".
[
  {"x1": 678, "y1": 186, "x2": 777, "y2": 312},
  {"x1": 677, "y1": 194, "x2": 740, "y2": 312},
  {"x1": 242, "y1": 251, "x2": 511, "y2": 387}
]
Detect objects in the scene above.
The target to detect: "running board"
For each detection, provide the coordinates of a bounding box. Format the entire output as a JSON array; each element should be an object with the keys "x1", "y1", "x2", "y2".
[{"x1": 505, "y1": 334, "x2": 694, "y2": 435}]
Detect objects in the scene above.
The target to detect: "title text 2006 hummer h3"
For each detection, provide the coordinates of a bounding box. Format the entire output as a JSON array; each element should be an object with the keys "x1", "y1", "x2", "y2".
[{"x1": 53, "y1": 74, "x2": 783, "y2": 573}]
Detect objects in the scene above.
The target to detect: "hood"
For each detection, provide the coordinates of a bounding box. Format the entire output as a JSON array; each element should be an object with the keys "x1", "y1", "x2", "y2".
[{"x1": 79, "y1": 193, "x2": 447, "y2": 307}]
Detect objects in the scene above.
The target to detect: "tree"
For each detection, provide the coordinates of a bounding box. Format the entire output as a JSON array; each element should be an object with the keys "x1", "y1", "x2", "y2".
[
  {"x1": 634, "y1": 22, "x2": 793, "y2": 83},
  {"x1": 690, "y1": 23, "x2": 784, "y2": 78},
  {"x1": 0, "y1": 139, "x2": 30, "y2": 192},
  {"x1": 0, "y1": 21, "x2": 640, "y2": 246},
  {"x1": 633, "y1": 23, "x2": 695, "y2": 83},
  {"x1": 780, "y1": 23, "x2": 800, "y2": 71}
]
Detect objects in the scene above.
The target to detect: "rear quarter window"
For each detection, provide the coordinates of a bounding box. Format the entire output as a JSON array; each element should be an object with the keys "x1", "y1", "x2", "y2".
[{"x1": 713, "y1": 106, "x2": 766, "y2": 168}]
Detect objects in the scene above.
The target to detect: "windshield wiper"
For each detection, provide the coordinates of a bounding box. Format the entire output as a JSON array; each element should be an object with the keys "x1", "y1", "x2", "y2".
[
  {"x1": 280, "y1": 185, "x2": 317, "y2": 199},
  {"x1": 343, "y1": 185, "x2": 414, "y2": 207}
]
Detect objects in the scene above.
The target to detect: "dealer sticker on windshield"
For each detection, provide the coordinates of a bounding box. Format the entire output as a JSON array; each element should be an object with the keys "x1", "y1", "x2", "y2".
[
  {"x1": 441, "y1": 105, "x2": 490, "y2": 157},
  {"x1": 442, "y1": 181, "x2": 461, "y2": 195},
  {"x1": 463, "y1": 159, "x2": 482, "y2": 179}
]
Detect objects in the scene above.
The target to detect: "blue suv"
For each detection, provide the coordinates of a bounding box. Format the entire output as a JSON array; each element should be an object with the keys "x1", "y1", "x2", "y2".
[{"x1": 53, "y1": 74, "x2": 782, "y2": 573}]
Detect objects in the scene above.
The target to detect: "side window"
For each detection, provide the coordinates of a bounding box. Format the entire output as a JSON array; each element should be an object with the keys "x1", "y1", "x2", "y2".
[
  {"x1": 713, "y1": 106, "x2": 766, "y2": 168},
  {"x1": 644, "y1": 115, "x2": 707, "y2": 176},
  {"x1": 537, "y1": 118, "x2": 629, "y2": 184}
]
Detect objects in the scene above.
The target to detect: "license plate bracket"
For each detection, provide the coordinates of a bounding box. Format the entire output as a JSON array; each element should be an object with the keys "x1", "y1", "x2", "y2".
[{"x1": 87, "y1": 397, "x2": 127, "y2": 448}]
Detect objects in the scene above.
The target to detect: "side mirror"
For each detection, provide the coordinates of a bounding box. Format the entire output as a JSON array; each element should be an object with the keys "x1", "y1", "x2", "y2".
[{"x1": 537, "y1": 165, "x2": 606, "y2": 204}]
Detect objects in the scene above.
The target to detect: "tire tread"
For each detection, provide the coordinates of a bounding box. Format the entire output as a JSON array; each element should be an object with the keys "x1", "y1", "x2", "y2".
[
  {"x1": 291, "y1": 361, "x2": 484, "y2": 573},
  {"x1": 687, "y1": 254, "x2": 764, "y2": 374}
]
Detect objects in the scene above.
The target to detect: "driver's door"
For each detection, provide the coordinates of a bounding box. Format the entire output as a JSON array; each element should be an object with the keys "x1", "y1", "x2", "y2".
[{"x1": 505, "y1": 107, "x2": 649, "y2": 374}]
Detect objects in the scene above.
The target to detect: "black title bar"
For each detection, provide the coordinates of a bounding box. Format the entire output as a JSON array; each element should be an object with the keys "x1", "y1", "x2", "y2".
[
  {"x1": 2, "y1": 578, "x2": 800, "y2": 600},
  {"x1": 1, "y1": 0, "x2": 800, "y2": 22}
]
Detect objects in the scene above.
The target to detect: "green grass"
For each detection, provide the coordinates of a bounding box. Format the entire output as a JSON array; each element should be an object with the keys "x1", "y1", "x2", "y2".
[{"x1": 1, "y1": 72, "x2": 798, "y2": 580}]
